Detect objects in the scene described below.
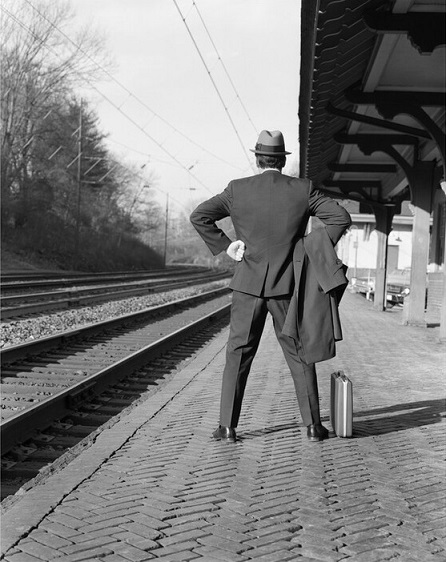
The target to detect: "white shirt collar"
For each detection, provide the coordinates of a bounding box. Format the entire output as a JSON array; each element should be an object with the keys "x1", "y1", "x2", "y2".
[{"x1": 260, "y1": 168, "x2": 281, "y2": 173}]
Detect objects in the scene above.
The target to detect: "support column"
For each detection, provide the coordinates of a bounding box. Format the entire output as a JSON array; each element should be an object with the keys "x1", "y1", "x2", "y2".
[
  {"x1": 373, "y1": 206, "x2": 395, "y2": 311},
  {"x1": 406, "y1": 205, "x2": 430, "y2": 325},
  {"x1": 440, "y1": 181, "x2": 446, "y2": 341},
  {"x1": 402, "y1": 162, "x2": 436, "y2": 326}
]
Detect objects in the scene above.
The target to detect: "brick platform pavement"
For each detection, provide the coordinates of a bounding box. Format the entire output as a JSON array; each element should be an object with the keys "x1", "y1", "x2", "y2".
[{"x1": 1, "y1": 291, "x2": 445, "y2": 562}]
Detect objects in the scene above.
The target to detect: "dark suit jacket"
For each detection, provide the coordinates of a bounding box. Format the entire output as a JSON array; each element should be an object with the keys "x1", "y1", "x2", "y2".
[
  {"x1": 282, "y1": 227, "x2": 349, "y2": 364},
  {"x1": 190, "y1": 171, "x2": 351, "y2": 297}
]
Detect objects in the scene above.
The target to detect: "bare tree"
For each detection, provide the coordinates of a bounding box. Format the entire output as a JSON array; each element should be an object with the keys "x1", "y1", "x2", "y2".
[
  {"x1": 0, "y1": 0, "x2": 171, "y2": 270},
  {"x1": 111, "y1": 161, "x2": 164, "y2": 246},
  {"x1": 1, "y1": 0, "x2": 111, "y2": 224}
]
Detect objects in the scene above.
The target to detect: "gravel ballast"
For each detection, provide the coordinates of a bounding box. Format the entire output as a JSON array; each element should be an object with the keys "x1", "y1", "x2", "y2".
[{"x1": 1, "y1": 280, "x2": 229, "y2": 349}]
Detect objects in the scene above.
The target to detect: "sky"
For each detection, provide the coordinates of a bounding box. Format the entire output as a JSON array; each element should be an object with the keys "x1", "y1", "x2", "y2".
[{"x1": 71, "y1": 0, "x2": 302, "y2": 213}]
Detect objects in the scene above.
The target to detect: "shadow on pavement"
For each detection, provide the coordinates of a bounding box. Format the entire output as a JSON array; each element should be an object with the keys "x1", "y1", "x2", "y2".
[
  {"x1": 234, "y1": 399, "x2": 445, "y2": 441},
  {"x1": 238, "y1": 422, "x2": 301, "y2": 440},
  {"x1": 351, "y1": 398, "x2": 445, "y2": 437}
]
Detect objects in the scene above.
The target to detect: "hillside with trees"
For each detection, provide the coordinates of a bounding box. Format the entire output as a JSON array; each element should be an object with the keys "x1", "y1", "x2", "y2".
[{"x1": 1, "y1": 0, "x2": 214, "y2": 272}]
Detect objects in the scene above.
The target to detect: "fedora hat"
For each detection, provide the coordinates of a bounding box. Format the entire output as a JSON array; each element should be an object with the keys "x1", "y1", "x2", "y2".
[{"x1": 250, "y1": 130, "x2": 291, "y2": 156}]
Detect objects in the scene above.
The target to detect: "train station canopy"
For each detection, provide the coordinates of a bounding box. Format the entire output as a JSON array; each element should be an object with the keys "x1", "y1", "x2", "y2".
[
  {"x1": 299, "y1": 0, "x2": 445, "y2": 207},
  {"x1": 299, "y1": 0, "x2": 446, "y2": 336}
]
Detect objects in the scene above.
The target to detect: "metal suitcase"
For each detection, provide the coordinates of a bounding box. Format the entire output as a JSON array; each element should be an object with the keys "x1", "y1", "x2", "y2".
[{"x1": 330, "y1": 370, "x2": 353, "y2": 437}]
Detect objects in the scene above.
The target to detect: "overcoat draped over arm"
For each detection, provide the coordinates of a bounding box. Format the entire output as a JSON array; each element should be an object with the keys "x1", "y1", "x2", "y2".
[{"x1": 282, "y1": 227, "x2": 349, "y2": 364}]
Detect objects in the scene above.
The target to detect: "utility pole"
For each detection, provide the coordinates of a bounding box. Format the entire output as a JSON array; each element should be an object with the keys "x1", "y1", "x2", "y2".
[
  {"x1": 74, "y1": 100, "x2": 83, "y2": 269},
  {"x1": 163, "y1": 192, "x2": 169, "y2": 267}
]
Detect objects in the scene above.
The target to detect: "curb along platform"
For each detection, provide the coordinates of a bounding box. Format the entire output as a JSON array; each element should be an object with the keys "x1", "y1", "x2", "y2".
[{"x1": 1, "y1": 291, "x2": 445, "y2": 562}]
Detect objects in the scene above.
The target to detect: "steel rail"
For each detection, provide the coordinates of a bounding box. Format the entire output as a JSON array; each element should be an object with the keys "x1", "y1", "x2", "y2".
[
  {"x1": 0, "y1": 267, "x2": 176, "y2": 281},
  {"x1": 1, "y1": 271, "x2": 226, "y2": 304},
  {"x1": 1, "y1": 302, "x2": 230, "y2": 452},
  {"x1": 1, "y1": 272, "x2": 230, "y2": 320},
  {"x1": 0, "y1": 266, "x2": 210, "y2": 291},
  {"x1": 1, "y1": 287, "x2": 230, "y2": 365}
]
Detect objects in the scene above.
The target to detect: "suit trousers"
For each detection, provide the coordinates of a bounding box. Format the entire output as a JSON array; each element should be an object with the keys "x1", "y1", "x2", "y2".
[{"x1": 220, "y1": 290, "x2": 321, "y2": 428}]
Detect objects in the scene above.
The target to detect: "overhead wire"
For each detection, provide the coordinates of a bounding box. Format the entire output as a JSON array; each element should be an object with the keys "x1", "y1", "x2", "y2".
[
  {"x1": 85, "y1": 82, "x2": 216, "y2": 195},
  {"x1": 106, "y1": 155, "x2": 189, "y2": 212},
  {"x1": 105, "y1": 138, "x2": 187, "y2": 167},
  {"x1": 19, "y1": 0, "x2": 246, "y2": 173},
  {"x1": 2, "y1": 4, "x2": 215, "y2": 196},
  {"x1": 172, "y1": 0, "x2": 256, "y2": 173},
  {"x1": 192, "y1": 1, "x2": 258, "y2": 136}
]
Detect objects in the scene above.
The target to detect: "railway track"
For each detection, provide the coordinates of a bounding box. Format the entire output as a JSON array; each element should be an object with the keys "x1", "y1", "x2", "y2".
[
  {"x1": 0, "y1": 265, "x2": 205, "y2": 286},
  {"x1": 1, "y1": 287, "x2": 231, "y2": 503},
  {"x1": 1, "y1": 268, "x2": 230, "y2": 319}
]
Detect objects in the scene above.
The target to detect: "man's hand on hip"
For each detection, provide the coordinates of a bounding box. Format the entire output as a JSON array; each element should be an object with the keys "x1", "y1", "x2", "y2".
[{"x1": 226, "y1": 240, "x2": 245, "y2": 261}]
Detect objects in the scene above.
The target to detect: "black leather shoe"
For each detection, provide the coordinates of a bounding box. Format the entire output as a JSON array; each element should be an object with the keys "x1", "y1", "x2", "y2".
[
  {"x1": 212, "y1": 425, "x2": 237, "y2": 442},
  {"x1": 307, "y1": 423, "x2": 329, "y2": 442}
]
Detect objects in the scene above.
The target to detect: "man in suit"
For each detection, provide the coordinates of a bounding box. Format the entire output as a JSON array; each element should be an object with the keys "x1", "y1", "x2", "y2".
[{"x1": 190, "y1": 130, "x2": 351, "y2": 443}]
